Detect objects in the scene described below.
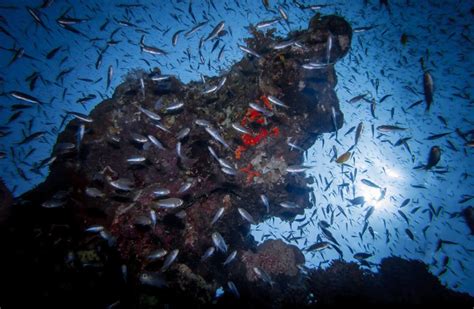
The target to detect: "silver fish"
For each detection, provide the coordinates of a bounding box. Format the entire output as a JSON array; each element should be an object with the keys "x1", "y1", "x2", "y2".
[
  {"x1": 140, "y1": 78, "x2": 145, "y2": 98},
  {"x1": 121, "y1": 265, "x2": 127, "y2": 282},
  {"x1": 361, "y1": 179, "x2": 381, "y2": 189},
  {"x1": 68, "y1": 111, "x2": 93, "y2": 123},
  {"x1": 110, "y1": 178, "x2": 134, "y2": 191},
  {"x1": 227, "y1": 281, "x2": 240, "y2": 299},
  {"x1": 161, "y1": 249, "x2": 179, "y2": 272},
  {"x1": 151, "y1": 74, "x2": 171, "y2": 82},
  {"x1": 331, "y1": 106, "x2": 338, "y2": 139},
  {"x1": 238, "y1": 208, "x2": 256, "y2": 225},
  {"x1": 202, "y1": 84, "x2": 218, "y2": 94},
  {"x1": 148, "y1": 135, "x2": 166, "y2": 150},
  {"x1": 175, "y1": 210, "x2": 187, "y2": 219},
  {"x1": 398, "y1": 210, "x2": 410, "y2": 225},
  {"x1": 364, "y1": 206, "x2": 375, "y2": 221},
  {"x1": 139, "y1": 106, "x2": 161, "y2": 121},
  {"x1": 100, "y1": 232, "x2": 115, "y2": 245},
  {"x1": 208, "y1": 145, "x2": 219, "y2": 161},
  {"x1": 85, "y1": 187, "x2": 105, "y2": 198},
  {"x1": 278, "y1": 5, "x2": 288, "y2": 20},
  {"x1": 256, "y1": 18, "x2": 280, "y2": 29},
  {"x1": 204, "y1": 21, "x2": 225, "y2": 41},
  {"x1": 221, "y1": 166, "x2": 237, "y2": 175},
  {"x1": 253, "y1": 267, "x2": 273, "y2": 286},
  {"x1": 106, "y1": 65, "x2": 113, "y2": 89},
  {"x1": 354, "y1": 252, "x2": 373, "y2": 260},
  {"x1": 201, "y1": 246, "x2": 215, "y2": 261},
  {"x1": 55, "y1": 142, "x2": 76, "y2": 154},
  {"x1": 260, "y1": 194, "x2": 270, "y2": 213},
  {"x1": 211, "y1": 207, "x2": 225, "y2": 225},
  {"x1": 176, "y1": 142, "x2": 186, "y2": 161},
  {"x1": 400, "y1": 198, "x2": 411, "y2": 208},
  {"x1": 195, "y1": 119, "x2": 211, "y2": 127},
  {"x1": 376, "y1": 125, "x2": 406, "y2": 132},
  {"x1": 354, "y1": 122, "x2": 363, "y2": 145},
  {"x1": 176, "y1": 142, "x2": 187, "y2": 160},
  {"x1": 223, "y1": 250, "x2": 237, "y2": 265},
  {"x1": 212, "y1": 232, "x2": 228, "y2": 253},
  {"x1": 155, "y1": 198, "x2": 184, "y2": 208},
  {"x1": 231, "y1": 122, "x2": 251, "y2": 135},
  {"x1": 280, "y1": 201, "x2": 300, "y2": 209},
  {"x1": 423, "y1": 71, "x2": 434, "y2": 112},
  {"x1": 172, "y1": 30, "x2": 184, "y2": 46},
  {"x1": 216, "y1": 76, "x2": 227, "y2": 91},
  {"x1": 287, "y1": 140, "x2": 305, "y2": 152},
  {"x1": 218, "y1": 158, "x2": 234, "y2": 170},
  {"x1": 176, "y1": 127, "x2": 190, "y2": 140},
  {"x1": 131, "y1": 133, "x2": 148, "y2": 143},
  {"x1": 302, "y1": 62, "x2": 329, "y2": 70},
  {"x1": 150, "y1": 122, "x2": 169, "y2": 134},
  {"x1": 178, "y1": 181, "x2": 192, "y2": 194},
  {"x1": 326, "y1": 31, "x2": 333, "y2": 64},
  {"x1": 249, "y1": 102, "x2": 273, "y2": 117},
  {"x1": 238, "y1": 44, "x2": 261, "y2": 58},
  {"x1": 139, "y1": 35, "x2": 167, "y2": 55},
  {"x1": 321, "y1": 227, "x2": 340, "y2": 246},
  {"x1": 218, "y1": 44, "x2": 226, "y2": 61},
  {"x1": 286, "y1": 165, "x2": 312, "y2": 173},
  {"x1": 41, "y1": 199, "x2": 65, "y2": 208},
  {"x1": 134, "y1": 215, "x2": 152, "y2": 227},
  {"x1": 185, "y1": 21, "x2": 208, "y2": 38},
  {"x1": 147, "y1": 249, "x2": 168, "y2": 261},
  {"x1": 306, "y1": 241, "x2": 331, "y2": 252},
  {"x1": 150, "y1": 209, "x2": 156, "y2": 228},
  {"x1": 127, "y1": 156, "x2": 146, "y2": 164},
  {"x1": 205, "y1": 126, "x2": 230, "y2": 149},
  {"x1": 77, "y1": 124, "x2": 85, "y2": 151},
  {"x1": 153, "y1": 188, "x2": 170, "y2": 197},
  {"x1": 9, "y1": 91, "x2": 42, "y2": 104},
  {"x1": 164, "y1": 101, "x2": 184, "y2": 111},
  {"x1": 139, "y1": 272, "x2": 167, "y2": 288},
  {"x1": 267, "y1": 95, "x2": 289, "y2": 108},
  {"x1": 85, "y1": 225, "x2": 104, "y2": 233},
  {"x1": 273, "y1": 39, "x2": 297, "y2": 50}
]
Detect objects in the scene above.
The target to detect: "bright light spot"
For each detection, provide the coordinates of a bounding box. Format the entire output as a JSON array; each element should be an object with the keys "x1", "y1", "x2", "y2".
[
  {"x1": 359, "y1": 186, "x2": 384, "y2": 208},
  {"x1": 386, "y1": 168, "x2": 400, "y2": 179}
]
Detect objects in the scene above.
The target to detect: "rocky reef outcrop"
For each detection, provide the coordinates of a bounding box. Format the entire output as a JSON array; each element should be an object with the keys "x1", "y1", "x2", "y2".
[{"x1": 0, "y1": 14, "x2": 472, "y2": 307}]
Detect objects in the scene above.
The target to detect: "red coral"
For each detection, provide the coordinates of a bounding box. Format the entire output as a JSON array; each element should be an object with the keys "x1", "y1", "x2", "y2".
[
  {"x1": 242, "y1": 128, "x2": 268, "y2": 146},
  {"x1": 270, "y1": 126, "x2": 279, "y2": 137},
  {"x1": 240, "y1": 163, "x2": 261, "y2": 183},
  {"x1": 241, "y1": 108, "x2": 265, "y2": 126},
  {"x1": 234, "y1": 96, "x2": 280, "y2": 160},
  {"x1": 261, "y1": 95, "x2": 273, "y2": 110},
  {"x1": 234, "y1": 145, "x2": 246, "y2": 160}
]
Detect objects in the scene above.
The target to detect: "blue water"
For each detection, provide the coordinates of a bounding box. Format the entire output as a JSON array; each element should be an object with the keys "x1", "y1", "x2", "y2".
[{"x1": 0, "y1": 0, "x2": 473, "y2": 296}]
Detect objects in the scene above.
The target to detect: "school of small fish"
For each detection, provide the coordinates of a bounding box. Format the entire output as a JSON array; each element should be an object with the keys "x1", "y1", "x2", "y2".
[{"x1": 0, "y1": 0, "x2": 473, "y2": 298}]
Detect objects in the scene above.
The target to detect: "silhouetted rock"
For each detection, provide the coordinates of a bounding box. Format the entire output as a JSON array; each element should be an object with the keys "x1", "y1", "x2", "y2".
[
  {"x1": 306, "y1": 257, "x2": 473, "y2": 306},
  {"x1": 462, "y1": 206, "x2": 474, "y2": 235}
]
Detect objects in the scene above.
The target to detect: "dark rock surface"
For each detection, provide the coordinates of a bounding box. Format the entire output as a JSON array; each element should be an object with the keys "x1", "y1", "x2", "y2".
[
  {"x1": 0, "y1": 14, "x2": 472, "y2": 307},
  {"x1": 462, "y1": 206, "x2": 474, "y2": 235},
  {"x1": 306, "y1": 257, "x2": 473, "y2": 306},
  {"x1": 0, "y1": 178, "x2": 12, "y2": 225}
]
